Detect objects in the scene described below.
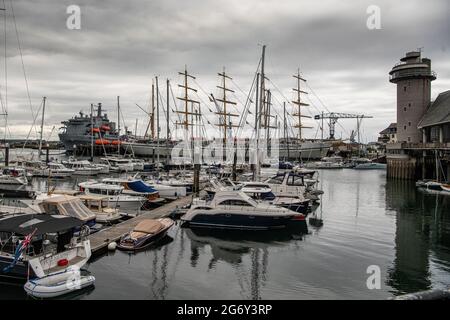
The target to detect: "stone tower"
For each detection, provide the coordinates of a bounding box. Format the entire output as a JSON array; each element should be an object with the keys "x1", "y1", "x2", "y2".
[{"x1": 389, "y1": 51, "x2": 436, "y2": 143}]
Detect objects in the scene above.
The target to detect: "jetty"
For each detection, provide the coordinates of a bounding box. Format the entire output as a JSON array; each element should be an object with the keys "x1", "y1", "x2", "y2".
[{"x1": 88, "y1": 195, "x2": 192, "y2": 256}]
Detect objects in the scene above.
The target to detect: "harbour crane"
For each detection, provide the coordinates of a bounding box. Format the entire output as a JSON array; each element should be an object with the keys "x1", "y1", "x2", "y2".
[{"x1": 313, "y1": 112, "x2": 374, "y2": 142}]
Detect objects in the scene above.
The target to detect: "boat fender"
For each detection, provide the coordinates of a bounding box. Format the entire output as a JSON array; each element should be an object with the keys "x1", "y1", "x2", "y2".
[
  {"x1": 57, "y1": 259, "x2": 69, "y2": 267},
  {"x1": 108, "y1": 242, "x2": 117, "y2": 251}
]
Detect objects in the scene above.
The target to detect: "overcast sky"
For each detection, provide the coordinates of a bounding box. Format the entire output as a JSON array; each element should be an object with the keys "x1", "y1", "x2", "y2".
[{"x1": 0, "y1": 0, "x2": 449, "y2": 142}]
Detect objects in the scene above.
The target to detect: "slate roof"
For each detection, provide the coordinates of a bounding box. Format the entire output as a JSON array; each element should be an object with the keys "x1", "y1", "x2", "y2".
[
  {"x1": 418, "y1": 90, "x2": 450, "y2": 128},
  {"x1": 380, "y1": 123, "x2": 397, "y2": 135}
]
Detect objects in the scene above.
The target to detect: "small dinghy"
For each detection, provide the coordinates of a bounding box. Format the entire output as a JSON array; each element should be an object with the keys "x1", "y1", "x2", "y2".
[
  {"x1": 117, "y1": 218, "x2": 174, "y2": 251},
  {"x1": 24, "y1": 269, "x2": 95, "y2": 299}
]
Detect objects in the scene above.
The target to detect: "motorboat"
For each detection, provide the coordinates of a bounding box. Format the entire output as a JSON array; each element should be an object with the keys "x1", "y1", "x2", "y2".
[
  {"x1": 239, "y1": 181, "x2": 310, "y2": 215},
  {"x1": 0, "y1": 214, "x2": 91, "y2": 280},
  {"x1": 181, "y1": 190, "x2": 306, "y2": 230},
  {"x1": 99, "y1": 157, "x2": 134, "y2": 172},
  {"x1": 142, "y1": 179, "x2": 187, "y2": 198},
  {"x1": 34, "y1": 195, "x2": 97, "y2": 228},
  {"x1": 0, "y1": 167, "x2": 29, "y2": 185},
  {"x1": 353, "y1": 159, "x2": 387, "y2": 170},
  {"x1": 64, "y1": 160, "x2": 102, "y2": 176},
  {"x1": 24, "y1": 268, "x2": 95, "y2": 299},
  {"x1": 265, "y1": 172, "x2": 323, "y2": 203},
  {"x1": 78, "y1": 181, "x2": 147, "y2": 213},
  {"x1": 152, "y1": 177, "x2": 194, "y2": 193},
  {"x1": 32, "y1": 162, "x2": 75, "y2": 178},
  {"x1": 129, "y1": 158, "x2": 145, "y2": 171},
  {"x1": 91, "y1": 163, "x2": 110, "y2": 174},
  {"x1": 102, "y1": 177, "x2": 160, "y2": 200},
  {"x1": 78, "y1": 194, "x2": 122, "y2": 223},
  {"x1": 117, "y1": 218, "x2": 174, "y2": 251}
]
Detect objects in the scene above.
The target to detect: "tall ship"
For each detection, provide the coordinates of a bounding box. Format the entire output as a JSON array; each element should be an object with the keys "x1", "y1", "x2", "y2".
[{"x1": 59, "y1": 103, "x2": 119, "y2": 153}]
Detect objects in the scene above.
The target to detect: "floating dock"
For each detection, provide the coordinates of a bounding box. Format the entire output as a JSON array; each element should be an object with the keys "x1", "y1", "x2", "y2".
[{"x1": 88, "y1": 195, "x2": 192, "y2": 256}]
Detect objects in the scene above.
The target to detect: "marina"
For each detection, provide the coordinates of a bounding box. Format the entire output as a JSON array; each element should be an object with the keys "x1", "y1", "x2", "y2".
[{"x1": 0, "y1": 0, "x2": 448, "y2": 303}]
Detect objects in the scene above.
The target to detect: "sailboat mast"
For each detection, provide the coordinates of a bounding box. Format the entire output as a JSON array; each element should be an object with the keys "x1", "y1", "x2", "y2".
[
  {"x1": 156, "y1": 76, "x2": 160, "y2": 162},
  {"x1": 38, "y1": 96, "x2": 46, "y2": 158},
  {"x1": 90, "y1": 103, "x2": 94, "y2": 161},
  {"x1": 151, "y1": 83, "x2": 155, "y2": 139},
  {"x1": 117, "y1": 96, "x2": 120, "y2": 154},
  {"x1": 166, "y1": 78, "x2": 170, "y2": 140}
]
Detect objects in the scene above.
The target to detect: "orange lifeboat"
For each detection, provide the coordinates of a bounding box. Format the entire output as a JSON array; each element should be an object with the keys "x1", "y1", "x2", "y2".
[
  {"x1": 91, "y1": 128, "x2": 100, "y2": 133},
  {"x1": 100, "y1": 125, "x2": 111, "y2": 131},
  {"x1": 95, "y1": 139, "x2": 110, "y2": 145},
  {"x1": 111, "y1": 140, "x2": 121, "y2": 145}
]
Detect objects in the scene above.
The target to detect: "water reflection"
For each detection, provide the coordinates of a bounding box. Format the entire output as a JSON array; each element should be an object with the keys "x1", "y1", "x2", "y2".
[
  {"x1": 385, "y1": 180, "x2": 450, "y2": 295},
  {"x1": 185, "y1": 228, "x2": 306, "y2": 299}
]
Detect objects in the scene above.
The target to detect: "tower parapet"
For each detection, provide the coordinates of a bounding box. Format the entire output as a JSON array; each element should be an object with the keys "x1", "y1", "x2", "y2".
[{"x1": 389, "y1": 51, "x2": 436, "y2": 143}]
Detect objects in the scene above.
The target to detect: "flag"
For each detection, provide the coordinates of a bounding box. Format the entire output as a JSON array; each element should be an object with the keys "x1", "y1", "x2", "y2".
[{"x1": 2, "y1": 229, "x2": 36, "y2": 273}]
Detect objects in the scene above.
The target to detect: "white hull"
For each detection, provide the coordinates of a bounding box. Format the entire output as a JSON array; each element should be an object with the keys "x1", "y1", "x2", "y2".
[
  {"x1": 24, "y1": 269, "x2": 95, "y2": 298},
  {"x1": 122, "y1": 142, "x2": 172, "y2": 158}
]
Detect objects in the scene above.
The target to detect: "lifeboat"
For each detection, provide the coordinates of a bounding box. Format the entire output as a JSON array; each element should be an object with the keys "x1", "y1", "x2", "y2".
[
  {"x1": 95, "y1": 139, "x2": 110, "y2": 145},
  {"x1": 100, "y1": 125, "x2": 111, "y2": 131},
  {"x1": 91, "y1": 128, "x2": 100, "y2": 133},
  {"x1": 111, "y1": 140, "x2": 121, "y2": 145}
]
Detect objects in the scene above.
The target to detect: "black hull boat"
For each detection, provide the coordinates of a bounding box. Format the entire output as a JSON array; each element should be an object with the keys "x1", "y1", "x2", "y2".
[
  {"x1": 181, "y1": 191, "x2": 308, "y2": 232},
  {"x1": 117, "y1": 218, "x2": 174, "y2": 251}
]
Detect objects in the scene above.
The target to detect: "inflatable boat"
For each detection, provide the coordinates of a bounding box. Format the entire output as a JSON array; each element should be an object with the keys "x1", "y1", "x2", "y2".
[{"x1": 24, "y1": 269, "x2": 95, "y2": 299}]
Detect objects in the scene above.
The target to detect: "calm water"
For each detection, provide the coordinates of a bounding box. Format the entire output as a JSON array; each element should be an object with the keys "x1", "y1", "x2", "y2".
[{"x1": 1, "y1": 168, "x2": 449, "y2": 299}]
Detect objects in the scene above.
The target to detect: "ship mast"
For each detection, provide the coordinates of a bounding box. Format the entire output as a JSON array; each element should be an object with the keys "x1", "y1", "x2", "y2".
[
  {"x1": 215, "y1": 68, "x2": 238, "y2": 141},
  {"x1": 292, "y1": 69, "x2": 311, "y2": 140},
  {"x1": 176, "y1": 66, "x2": 200, "y2": 140}
]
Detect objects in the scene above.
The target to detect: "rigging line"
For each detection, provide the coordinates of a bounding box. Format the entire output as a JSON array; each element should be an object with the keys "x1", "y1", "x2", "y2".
[
  {"x1": 304, "y1": 81, "x2": 331, "y2": 113},
  {"x1": 236, "y1": 61, "x2": 260, "y2": 137},
  {"x1": 2, "y1": 0, "x2": 7, "y2": 141},
  {"x1": 20, "y1": 98, "x2": 43, "y2": 154},
  {"x1": 304, "y1": 80, "x2": 349, "y2": 137},
  {"x1": 9, "y1": 0, "x2": 37, "y2": 137},
  {"x1": 169, "y1": 82, "x2": 183, "y2": 126}
]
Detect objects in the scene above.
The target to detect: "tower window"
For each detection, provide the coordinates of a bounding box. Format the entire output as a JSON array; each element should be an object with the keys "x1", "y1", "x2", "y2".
[
  {"x1": 408, "y1": 103, "x2": 411, "y2": 107},
  {"x1": 404, "y1": 126, "x2": 407, "y2": 130},
  {"x1": 408, "y1": 137, "x2": 411, "y2": 142},
  {"x1": 404, "y1": 107, "x2": 407, "y2": 111},
  {"x1": 408, "y1": 122, "x2": 411, "y2": 126},
  {"x1": 404, "y1": 86, "x2": 407, "y2": 92}
]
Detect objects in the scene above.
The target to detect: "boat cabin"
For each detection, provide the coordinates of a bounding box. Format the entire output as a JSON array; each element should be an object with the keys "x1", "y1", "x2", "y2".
[{"x1": 0, "y1": 214, "x2": 89, "y2": 279}]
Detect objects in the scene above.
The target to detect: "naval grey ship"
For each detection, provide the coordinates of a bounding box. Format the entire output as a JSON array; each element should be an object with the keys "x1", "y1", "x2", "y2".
[{"x1": 59, "y1": 103, "x2": 119, "y2": 153}]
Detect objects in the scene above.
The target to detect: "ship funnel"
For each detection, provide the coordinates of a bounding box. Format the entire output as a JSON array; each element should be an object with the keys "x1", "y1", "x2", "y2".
[{"x1": 97, "y1": 103, "x2": 102, "y2": 117}]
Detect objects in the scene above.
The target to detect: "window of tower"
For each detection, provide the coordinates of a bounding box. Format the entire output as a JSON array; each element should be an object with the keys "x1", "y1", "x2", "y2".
[
  {"x1": 408, "y1": 137, "x2": 411, "y2": 142},
  {"x1": 408, "y1": 103, "x2": 411, "y2": 107},
  {"x1": 404, "y1": 126, "x2": 407, "y2": 130},
  {"x1": 408, "y1": 122, "x2": 411, "y2": 126},
  {"x1": 403, "y1": 86, "x2": 407, "y2": 92},
  {"x1": 404, "y1": 107, "x2": 407, "y2": 111}
]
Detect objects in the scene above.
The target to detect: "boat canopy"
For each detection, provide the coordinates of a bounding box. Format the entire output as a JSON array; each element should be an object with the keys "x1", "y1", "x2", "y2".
[
  {"x1": 40, "y1": 195, "x2": 96, "y2": 222},
  {"x1": 126, "y1": 180, "x2": 158, "y2": 194},
  {"x1": 133, "y1": 219, "x2": 164, "y2": 235},
  {"x1": 0, "y1": 214, "x2": 83, "y2": 236}
]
